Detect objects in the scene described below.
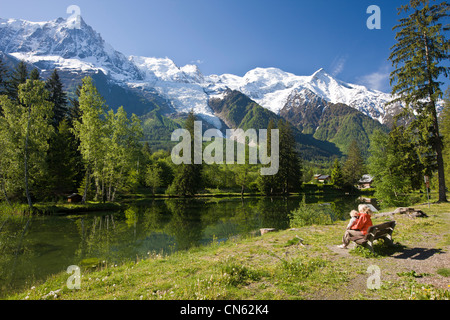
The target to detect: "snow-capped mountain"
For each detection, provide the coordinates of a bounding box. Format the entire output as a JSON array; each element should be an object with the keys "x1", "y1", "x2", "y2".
[
  {"x1": 0, "y1": 16, "x2": 141, "y2": 81},
  {"x1": 206, "y1": 67, "x2": 393, "y2": 124},
  {"x1": 0, "y1": 16, "x2": 395, "y2": 129}
]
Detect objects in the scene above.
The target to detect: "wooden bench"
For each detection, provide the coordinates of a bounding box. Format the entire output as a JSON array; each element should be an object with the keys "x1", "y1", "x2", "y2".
[{"x1": 354, "y1": 221, "x2": 396, "y2": 252}]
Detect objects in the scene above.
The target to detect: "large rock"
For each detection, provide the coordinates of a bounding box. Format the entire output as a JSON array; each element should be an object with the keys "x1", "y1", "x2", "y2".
[
  {"x1": 260, "y1": 228, "x2": 276, "y2": 235},
  {"x1": 374, "y1": 207, "x2": 428, "y2": 218}
]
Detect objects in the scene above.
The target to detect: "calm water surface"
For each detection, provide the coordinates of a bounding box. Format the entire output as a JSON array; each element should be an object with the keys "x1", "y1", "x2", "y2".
[{"x1": 0, "y1": 194, "x2": 372, "y2": 296}]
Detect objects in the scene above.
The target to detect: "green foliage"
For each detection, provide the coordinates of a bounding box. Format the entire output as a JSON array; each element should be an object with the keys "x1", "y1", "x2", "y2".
[
  {"x1": 220, "y1": 260, "x2": 262, "y2": 287},
  {"x1": 72, "y1": 77, "x2": 143, "y2": 202},
  {"x1": 258, "y1": 120, "x2": 303, "y2": 195},
  {"x1": 45, "y1": 69, "x2": 68, "y2": 127},
  {"x1": 6, "y1": 60, "x2": 28, "y2": 101},
  {"x1": 102, "y1": 107, "x2": 143, "y2": 201},
  {"x1": 289, "y1": 198, "x2": 335, "y2": 227},
  {"x1": 314, "y1": 103, "x2": 388, "y2": 157},
  {"x1": 389, "y1": 0, "x2": 450, "y2": 202},
  {"x1": 279, "y1": 257, "x2": 326, "y2": 279},
  {"x1": 330, "y1": 158, "x2": 344, "y2": 188},
  {"x1": 278, "y1": 120, "x2": 303, "y2": 194},
  {"x1": 342, "y1": 140, "x2": 365, "y2": 187},
  {"x1": 440, "y1": 88, "x2": 450, "y2": 186},
  {"x1": 45, "y1": 119, "x2": 81, "y2": 198},
  {"x1": 209, "y1": 89, "x2": 279, "y2": 130},
  {"x1": 0, "y1": 79, "x2": 54, "y2": 207},
  {"x1": 140, "y1": 107, "x2": 181, "y2": 150},
  {"x1": 146, "y1": 164, "x2": 162, "y2": 194},
  {"x1": 368, "y1": 130, "x2": 416, "y2": 207},
  {"x1": 210, "y1": 89, "x2": 341, "y2": 161},
  {"x1": 168, "y1": 111, "x2": 203, "y2": 196},
  {"x1": 389, "y1": 0, "x2": 449, "y2": 107},
  {"x1": 0, "y1": 57, "x2": 8, "y2": 97}
]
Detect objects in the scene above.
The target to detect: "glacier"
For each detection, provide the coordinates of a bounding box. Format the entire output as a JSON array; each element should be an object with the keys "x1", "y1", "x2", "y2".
[{"x1": 0, "y1": 16, "x2": 395, "y2": 128}]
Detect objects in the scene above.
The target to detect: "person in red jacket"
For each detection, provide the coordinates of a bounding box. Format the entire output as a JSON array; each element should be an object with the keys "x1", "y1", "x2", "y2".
[{"x1": 338, "y1": 204, "x2": 373, "y2": 249}]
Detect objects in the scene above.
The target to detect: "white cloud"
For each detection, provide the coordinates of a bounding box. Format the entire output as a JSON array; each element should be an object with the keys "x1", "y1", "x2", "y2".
[
  {"x1": 358, "y1": 65, "x2": 391, "y2": 92},
  {"x1": 190, "y1": 59, "x2": 204, "y2": 65},
  {"x1": 331, "y1": 55, "x2": 347, "y2": 77}
]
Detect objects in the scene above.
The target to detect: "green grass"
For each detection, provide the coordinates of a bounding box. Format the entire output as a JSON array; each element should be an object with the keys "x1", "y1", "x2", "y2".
[
  {"x1": 0, "y1": 201, "x2": 124, "y2": 217},
  {"x1": 4, "y1": 201, "x2": 450, "y2": 300},
  {"x1": 437, "y1": 268, "x2": 450, "y2": 277}
]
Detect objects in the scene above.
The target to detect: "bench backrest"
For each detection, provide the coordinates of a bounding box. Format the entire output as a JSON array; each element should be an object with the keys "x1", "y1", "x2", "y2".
[{"x1": 365, "y1": 221, "x2": 396, "y2": 240}]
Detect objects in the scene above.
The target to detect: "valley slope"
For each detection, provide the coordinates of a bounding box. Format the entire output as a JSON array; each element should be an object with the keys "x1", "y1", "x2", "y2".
[{"x1": 0, "y1": 16, "x2": 395, "y2": 159}]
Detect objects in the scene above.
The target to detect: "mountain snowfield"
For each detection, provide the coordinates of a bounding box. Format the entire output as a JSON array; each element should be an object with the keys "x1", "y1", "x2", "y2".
[{"x1": 0, "y1": 16, "x2": 396, "y2": 128}]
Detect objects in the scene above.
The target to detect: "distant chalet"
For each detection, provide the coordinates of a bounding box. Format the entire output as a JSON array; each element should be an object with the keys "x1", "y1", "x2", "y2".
[
  {"x1": 314, "y1": 174, "x2": 331, "y2": 183},
  {"x1": 67, "y1": 193, "x2": 82, "y2": 203},
  {"x1": 357, "y1": 174, "x2": 374, "y2": 189}
]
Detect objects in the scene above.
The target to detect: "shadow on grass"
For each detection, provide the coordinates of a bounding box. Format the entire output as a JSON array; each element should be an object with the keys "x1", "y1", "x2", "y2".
[
  {"x1": 351, "y1": 240, "x2": 445, "y2": 260},
  {"x1": 350, "y1": 241, "x2": 407, "y2": 258},
  {"x1": 393, "y1": 247, "x2": 445, "y2": 260}
]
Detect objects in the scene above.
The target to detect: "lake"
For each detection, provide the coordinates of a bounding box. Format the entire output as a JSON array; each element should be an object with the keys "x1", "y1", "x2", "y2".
[{"x1": 0, "y1": 194, "x2": 373, "y2": 297}]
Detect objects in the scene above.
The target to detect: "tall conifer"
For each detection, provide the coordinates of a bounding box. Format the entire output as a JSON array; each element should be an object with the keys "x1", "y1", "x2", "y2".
[
  {"x1": 389, "y1": 0, "x2": 449, "y2": 202},
  {"x1": 7, "y1": 60, "x2": 28, "y2": 101},
  {"x1": 45, "y1": 69, "x2": 68, "y2": 127}
]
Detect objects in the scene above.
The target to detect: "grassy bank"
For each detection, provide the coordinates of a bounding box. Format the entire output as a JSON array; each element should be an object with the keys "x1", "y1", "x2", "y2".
[
  {"x1": 5, "y1": 201, "x2": 449, "y2": 300},
  {"x1": 0, "y1": 185, "x2": 362, "y2": 216},
  {"x1": 0, "y1": 201, "x2": 124, "y2": 216}
]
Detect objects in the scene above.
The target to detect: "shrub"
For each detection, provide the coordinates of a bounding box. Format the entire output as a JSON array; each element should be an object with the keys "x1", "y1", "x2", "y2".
[{"x1": 289, "y1": 200, "x2": 336, "y2": 228}]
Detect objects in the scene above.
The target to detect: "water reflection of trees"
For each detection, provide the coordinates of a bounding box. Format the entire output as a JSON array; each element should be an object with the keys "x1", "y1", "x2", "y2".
[
  {"x1": 0, "y1": 216, "x2": 32, "y2": 295},
  {"x1": 164, "y1": 199, "x2": 203, "y2": 250},
  {"x1": 75, "y1": 214, "x2": 118, "y2": 262},
  {"x1": 0, "y1": 194, "x2": 362, "y2": 296}
]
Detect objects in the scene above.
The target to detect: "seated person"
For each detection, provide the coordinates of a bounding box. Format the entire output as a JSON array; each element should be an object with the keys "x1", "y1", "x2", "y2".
[{"x1": 338, "y1": 204, "x2": 373, "y2": 249}]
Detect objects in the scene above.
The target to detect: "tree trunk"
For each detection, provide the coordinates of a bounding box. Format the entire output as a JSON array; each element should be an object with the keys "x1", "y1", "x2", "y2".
[
  {"x1": 101, "y1": 176, "x2": 105, "y2": 203},
  {"x1": 24, "y1": 103, "x2": 33, "y2": 212},
  {"x1": 108, "y1": 179, "x2": 112, "y2": 202},
  {"x1": 1, "y1": 177, "x2": 11, "y2": 206},
  {"x1": 82, "y1": 167, "x2": 90, "y2": 204},
  {"x1": 431, "y1": 104, "x2": 447, "y2": 202},
  {"x1": 423, "y1": 31, "x2": 447, "y2": 202}
]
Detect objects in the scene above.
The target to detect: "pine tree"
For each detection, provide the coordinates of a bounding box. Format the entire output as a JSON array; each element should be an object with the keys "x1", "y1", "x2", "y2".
[
  {"x1": 342, "y1": 140, "x2": 365, "y2": 187},
  {"x1": 68, "y1": 84, "x2": 82, "y2": 125},
  {"x1": 235, "y1": 135, "x2": 252, "y2": 197},
  {"x1": 440, "y1": 88, "x2": 450, "y2": 186},
  {"x1": 29, "y1": 68, "x2": 40, "y2": 80},
  {"x1": 45, "y1": 69, "x2": 68, "y2": 127},
  {"x1": 331, "y1": 158, "x2": 344, "y2": 188},
  {"x1": 257, "y1": 119, "x2": 302, "y2": 195},
  {"x1": 277, "y1": 119, "x2": 303, "y2": 194},
  {"x1": 7, "y1": 60, "x2": 28, "y2": 101},
  {"x1": 46, "y1": 119, "x2": 80, "y2": 197},
  {"x1": 389, "y1": 0, "x2": 450, "y2": 202},
  {"x1": 169, "y1": 111, "x2": 203, "y2": 196},
  {"x1": 368, "y1": 130, "x2": 416, "y2": 207},
  {"x1": 257, "y1": 119, "x2": 277, "y2": 195},
  {"x1": 0, "y1": 57, "x2": 9, "y2": 97}
]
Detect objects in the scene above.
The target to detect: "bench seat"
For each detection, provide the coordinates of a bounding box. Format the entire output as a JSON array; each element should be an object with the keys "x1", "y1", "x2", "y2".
[{"x1": 354, "y1": 221, "x2": 396, "y2": 252}]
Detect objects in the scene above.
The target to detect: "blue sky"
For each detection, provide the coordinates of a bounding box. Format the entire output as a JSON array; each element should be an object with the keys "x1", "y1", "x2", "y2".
[{"x1": 1, "y1": 0, "x2": 448, "y2": 93}]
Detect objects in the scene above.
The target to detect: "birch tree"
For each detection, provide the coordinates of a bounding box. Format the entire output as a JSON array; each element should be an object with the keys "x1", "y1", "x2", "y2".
[
  {"x1": 0, "y1": 80, "x2": 54, "y2": 209},
  {"x1": 72, "y1": 77, "x2": 107, "y2": 203}
]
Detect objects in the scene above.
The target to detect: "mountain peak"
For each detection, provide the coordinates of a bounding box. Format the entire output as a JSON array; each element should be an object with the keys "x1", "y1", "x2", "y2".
[
  {"x1": 0, "y1": 16, "x2": 143, "y2": 81},
  {"x1": 311, "y1": 68, "x2": 331, "y2": 79},
  {"x1": 0, "y1": 16, "x2": 395, "y2": 127}
]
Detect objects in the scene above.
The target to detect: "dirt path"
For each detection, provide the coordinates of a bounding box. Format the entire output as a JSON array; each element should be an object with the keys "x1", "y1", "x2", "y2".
[{"x1": 327, "y1": 211, "x2": 450, "y2": 292}]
